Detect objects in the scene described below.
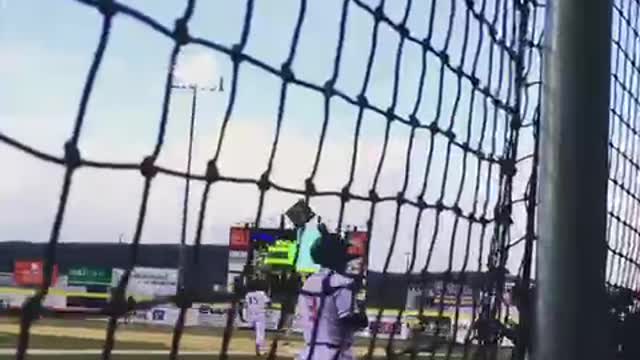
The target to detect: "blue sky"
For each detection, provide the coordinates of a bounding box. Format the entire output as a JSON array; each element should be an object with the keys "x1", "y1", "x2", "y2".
[{"x1": 0, "y1": 0, "x2": 540, "y2": 274}]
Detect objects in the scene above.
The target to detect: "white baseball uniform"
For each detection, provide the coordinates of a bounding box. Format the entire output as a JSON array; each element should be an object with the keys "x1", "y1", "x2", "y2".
[
  {"x1": 296, "y1": 268, "x2": 359, "y2": 360},
  {"x1": 245, "y1": 290, "x2": 270, "y2": 352}
]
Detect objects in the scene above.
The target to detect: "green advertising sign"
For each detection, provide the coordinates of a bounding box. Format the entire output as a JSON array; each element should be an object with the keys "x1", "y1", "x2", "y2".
[{"x1": 67, "y1": 266, "x2": 112, "y2": 286}]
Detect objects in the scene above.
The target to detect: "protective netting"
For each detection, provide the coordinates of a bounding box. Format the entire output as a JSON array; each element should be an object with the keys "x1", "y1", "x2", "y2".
[
  {"x1": 609, "y1": 0, "x2": 640, "y2": 294},
  {"x1": 0, "y1": 0, "x2": 544, "y2": 359},
  {"x1": 607, "y1": 3, "x2": 640, "y2": 356}
]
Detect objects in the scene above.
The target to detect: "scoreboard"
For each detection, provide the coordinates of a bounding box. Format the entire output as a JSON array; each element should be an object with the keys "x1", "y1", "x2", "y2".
[{"x1": 227, "y1": 226, "x2": 369, "y2": 276}]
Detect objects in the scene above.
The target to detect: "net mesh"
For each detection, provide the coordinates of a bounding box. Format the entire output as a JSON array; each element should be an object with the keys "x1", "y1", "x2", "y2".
[
  {"x1": 607, "y1": 3, "x2": 640, "y2": 356},
  {"x1": 0, "y1": 0, "x2": 543, "y2": 359},
  {"x1": 609, "y1": 0, "x2": 640, "y2": 293}
]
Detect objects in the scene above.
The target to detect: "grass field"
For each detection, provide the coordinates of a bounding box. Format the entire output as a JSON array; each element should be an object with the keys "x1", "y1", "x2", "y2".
[{"x1": 0, "y1": 317, "x2": 509, "y2": 359}]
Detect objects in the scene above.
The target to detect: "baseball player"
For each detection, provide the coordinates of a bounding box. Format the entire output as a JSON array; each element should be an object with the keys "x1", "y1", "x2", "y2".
[
  {"x1": 296, "y1": 223, "x2": 368, "y2": 360},
  {"x1": 245, "y1": 280, "x2": 271, "y2": 356}
]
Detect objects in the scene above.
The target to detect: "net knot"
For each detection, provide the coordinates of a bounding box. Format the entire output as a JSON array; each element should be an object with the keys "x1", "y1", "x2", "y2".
[
  {"x1": 174, "y1": 18, "x2": 191, "y2": 45},
  {"x1": 340, "y1": 186, "x2": 351, "y2": 203},
  {"x1": 323, "y1": 80, "x2": 335, "y2": 98},
  {"x1": 373, "y1": 5, "x2": 385, "y2": 21},
  {"x1": 443, "y1": 129, "x2": 456, "y2": 141},
  {"x1": 435, "y1": 200, "x2": 445, "y2": 213},
  {"x1": 470, "y1": 75, "x2": 480, "y2": 87},
  {"x1": 386, "y1": 106, "x2": 395, "y2": 122},
  {"x1": 489, "y1": 27, "x2": 498, "y2": 39},
  {"x1": 396, "y1": 191, "x2": 406, "y2": 205},
  {"x1": 438, "y1": 51, "x2": 449, "y2": 64},
  {"x1": 64, "y1": 141, "x2": 82, "y2": 169},
  {"x1": 483, "y1": 85, "x2": 492, "y2": 98},
  {"x1": 494, "y1": 205, "x2": 512, "y2": 225},
  {"x1": 357, "y1": 94, "x2": 369, "y2": 107},
  {"x1": 98, "y1": 0, "x2": 116, "y2": 17},
  {"x1": 304, "y1": 178, "x2": 316, "y2": 195},
  {"x1": 231, "y1": 44, "x2": 245, "y2": 63},
  {"x1": 398, "y1": 25, "x2": 409, "y2": 39},
  {"x1": 421, "y1": 38, "x2": 432, "y2": 52},
  {"x1": 140, "y1": 156, "x2": 158, "y2": 178},
  {"x1": 281, "y1": 62, "x2": 295, "y2": 82},
  {"x1": 499, "y1": 158, "x2": 516, "y2": 177},
  {"x1": 205, "y1": 160, "x2": 219, "y2": 183},
  {"x1": 258, "y1": 172, "x2": 271, "y2": 191},
  {"x1": 492, "y1": 97, "x2": 504, "y2": 109},
  {"x1": 452, "y1": 205, "x2": 463, "y2": 216},
  {"x1": 408, "y1": 114, "x2": 420, "y2": 127},
  {"x1": 428, "y1": 121, "x2": 439, "y2": 134},
  {"x1": 368, "y1": 189, "x2": 380, "y2": 203},
  {"x1": 417, "y1": 198, "x2": 427, "y2": 210}
]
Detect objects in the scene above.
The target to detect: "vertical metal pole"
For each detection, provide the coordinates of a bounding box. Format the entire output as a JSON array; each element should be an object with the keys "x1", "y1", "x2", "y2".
[
  {"x1": 178, "y1": 86, "x2": 198, "y2": 293},
  {"x1": 537, "y1": 1, "x2": 613, "y2": 359}
]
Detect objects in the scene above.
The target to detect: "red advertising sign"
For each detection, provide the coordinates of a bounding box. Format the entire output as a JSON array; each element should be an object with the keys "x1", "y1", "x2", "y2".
[
  {"x1": 13, "y1": 260, "x2": 58, "y2": 286},
  {"x1": 229, "y1": 227, "x2": 250, "y2": 251},
  {"x1": 347, "y1": 231, "x2": 368, "y2": 256}
]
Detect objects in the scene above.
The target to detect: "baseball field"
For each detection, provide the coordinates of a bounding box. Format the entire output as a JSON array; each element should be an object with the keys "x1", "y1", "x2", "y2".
[
  {"x1": 0, "y1": 317, "x2": 492, "y2": 359},
  {"x1": 0, "y1": 318, "x2": 508, "y2": 360}
]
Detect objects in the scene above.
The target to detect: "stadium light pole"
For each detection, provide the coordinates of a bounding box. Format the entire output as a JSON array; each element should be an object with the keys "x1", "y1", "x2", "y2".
[
  {"x1": 537, "y1": 1, "x2": 612, "y2": 360},
  {"x1": 171, "y1": 78, "x2": 224, "y2": 295},
  {"x1": 404, "y1": 251, "x2": 411, "y2": 273}
]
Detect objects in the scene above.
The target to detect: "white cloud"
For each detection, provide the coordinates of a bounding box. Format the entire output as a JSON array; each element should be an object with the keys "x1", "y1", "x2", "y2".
[
  {"x1": 0, "y1": 47, "x2": 25, "y2": 76},
  {"x1": 0, "y1": 110, "x2": 468, "y2": 271},
  {"x1": 173, "y1": 51, "x2": 219, "y2": 88}
]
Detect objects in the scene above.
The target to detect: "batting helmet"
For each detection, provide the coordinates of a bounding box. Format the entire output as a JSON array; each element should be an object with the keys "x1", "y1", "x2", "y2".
[{"x1": 310, "y1": 223, "x2": 360, "y2": 271}]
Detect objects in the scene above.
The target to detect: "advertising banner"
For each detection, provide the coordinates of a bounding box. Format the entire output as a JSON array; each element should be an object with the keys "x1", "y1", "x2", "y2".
[
  {"x1": 228, "y1": 258, "x2": 247, "y2": 274},
  {"x1": 0, "y1": 294, "x2": 21, "y2": 309},
  {"x1": 0, "y1": 292, "x2": 65, "y2": 310},
  {"x1": 229, "y1": 250, "x2": 248, "y2": 260},
  {"x1": 197, "y1": 304, "x2": 229, "y2": 327},
  {"x1": 112, "y1": 267, "x2": 178, "y2": 297},
  {"x1": 132, "y1": 306, "x2": 198, "y2": 326},
  {"x1": 14, "y1": 260, "x2": 58, "y2": 286},
  {"x1": 356, "y1": 314, "x2": 410, "y2": 340},
  {"x1": 0, "y1": 272, "x2": 14, "y2": 286},
  {"x1": 347, "y1": 231, "x2": 368, "y2": 257},
  {"x1": 229, "y1": 227, "x2": 250, "y2": 251},
  {"x1": 68, "y1": 266, "x2": 112, "y2": 286},
  {"x1": 346, "y1": 231, "x2": 368, "y2": 276},
  {"x1": 196, "y1": 304, "x2": 281, "y2": 330}
]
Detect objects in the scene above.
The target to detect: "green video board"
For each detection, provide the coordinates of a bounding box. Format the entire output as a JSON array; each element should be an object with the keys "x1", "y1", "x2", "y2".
[
  {"x1": 264, "y1": 240, "x2": 297, "y2": 267},
  {"x1": 68, "y1": 266, "x2": 112, "y2": 286}
]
